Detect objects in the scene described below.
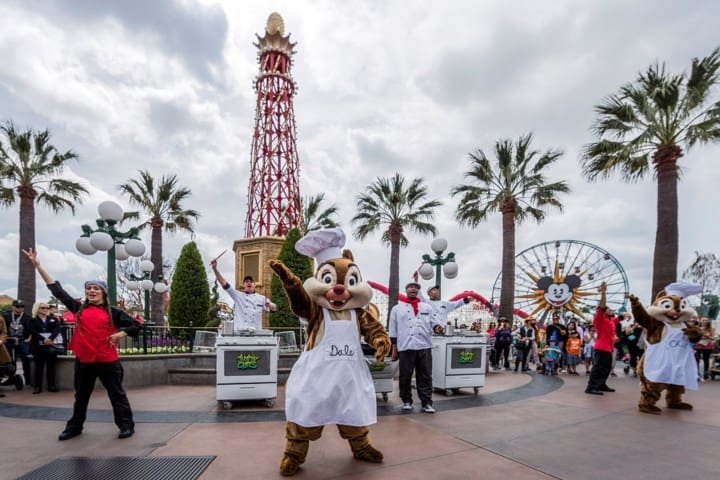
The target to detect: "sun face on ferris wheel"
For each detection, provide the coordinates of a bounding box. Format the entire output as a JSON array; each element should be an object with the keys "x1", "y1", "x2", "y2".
[{"x1": 517, "y1": 261, "x2": 598, "y2": 318}]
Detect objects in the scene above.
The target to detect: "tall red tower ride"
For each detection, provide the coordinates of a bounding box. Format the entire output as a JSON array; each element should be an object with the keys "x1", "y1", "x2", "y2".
[{"x1": 244, "y1": 12, "x2": 302, "y2": 238}]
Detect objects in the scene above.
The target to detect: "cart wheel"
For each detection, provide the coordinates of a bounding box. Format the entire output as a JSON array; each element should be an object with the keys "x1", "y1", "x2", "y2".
[
  {"x1": 221, "y1": 401, "x2": 233, "y2": 410},
  {"x1": 382, "y1": 393, "x2": 388, "y2": 401},
  {"x1": 473, "y1": 387, "x2": 479, "y2": 395},
  {"x1": 444, "y1": 389, "x2": 454, "y2": 396},
  {"x1": 14, "y1": 376, "x2": 23, "y2": 391},
  {"x1": 265, "y1": 399, "x2": 275, "y2": 408}
]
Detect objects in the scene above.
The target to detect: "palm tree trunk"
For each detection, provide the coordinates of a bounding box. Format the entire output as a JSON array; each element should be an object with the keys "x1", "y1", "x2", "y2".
[
  {"x1": 651, "y1": 145, "x2": 681, "y2": 298},
  {"x1": 150, "y1": 222, "x2": 164, "y2": 325},
  {"x1": 499, "y1": 206, "x2": 516, "y2": 321},
  {"x1": 386, "y1": 224, "x2": 403, "y2": 327},
  {"x1": 17, "y1": 189, "x2": 37, "y2": 305}
]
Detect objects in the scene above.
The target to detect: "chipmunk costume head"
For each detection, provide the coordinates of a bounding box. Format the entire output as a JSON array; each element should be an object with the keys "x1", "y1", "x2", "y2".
[
  {"x1": 628, "y1": 282, "x2": 703, "y2": 415},
  {"x1": 269, "y1": 228, "x2": 390, "y2": 476}
]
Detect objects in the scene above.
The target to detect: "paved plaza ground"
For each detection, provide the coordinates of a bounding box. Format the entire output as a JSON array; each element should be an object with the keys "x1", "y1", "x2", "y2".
[{"x1": 1, "y1": 366, "x2": 719, "y2": 479}]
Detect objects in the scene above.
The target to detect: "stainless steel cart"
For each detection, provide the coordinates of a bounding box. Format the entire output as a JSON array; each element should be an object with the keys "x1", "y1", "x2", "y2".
[
  {"x1": 215, "y1": 330, "x2": 279, "y2": 409},
  {"x1": 431, "y1": 332, "x2": 488, "y2": 396}
]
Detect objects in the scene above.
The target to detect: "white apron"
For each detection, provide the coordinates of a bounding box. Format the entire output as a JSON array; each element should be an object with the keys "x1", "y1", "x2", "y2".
[
  {"x1": 285, "y1": 309, "x2": 376, "y2": 427},
  {"x1": 643, "y1": 321, "x2": 698, "y2": 390}
]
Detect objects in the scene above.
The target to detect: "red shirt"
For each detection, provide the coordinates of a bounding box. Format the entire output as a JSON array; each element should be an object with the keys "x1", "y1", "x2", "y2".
[
  {"x1": 68, "y1": 305, "x2": 119, "y2": 363},
  {"x1": 593, "y1": 307, "x2": 618, "y2": 353}
]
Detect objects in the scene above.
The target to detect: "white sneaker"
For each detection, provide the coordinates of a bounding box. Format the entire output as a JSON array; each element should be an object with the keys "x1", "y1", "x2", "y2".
[
  {"x1": 422, "y1": 405, "x2": 436, "y2": 414},
  {"x1": 402, "y1": 402, "x2": 413, "y2": 411}
]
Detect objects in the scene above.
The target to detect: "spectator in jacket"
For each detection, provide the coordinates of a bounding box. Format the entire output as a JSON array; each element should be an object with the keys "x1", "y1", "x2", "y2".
[{"x1": 27, "y1": 301, "x2": 61, "y2": 393}]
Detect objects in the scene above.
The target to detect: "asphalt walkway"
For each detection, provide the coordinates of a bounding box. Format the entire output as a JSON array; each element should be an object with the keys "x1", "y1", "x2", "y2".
[{"x1": 2, "y1": 368, "x2": 719, "y2": 479}]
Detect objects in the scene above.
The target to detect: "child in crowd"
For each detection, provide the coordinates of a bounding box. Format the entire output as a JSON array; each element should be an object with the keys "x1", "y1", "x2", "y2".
[
  {"x1": 542, "y1": 336, "x2": 562, "y2": 375},
  {"x1": 565, "y1": 331, "x2": 582, "y2": 375},
  {"x1": 583, "y1": 325, "x2": 596, "y2": 376}
]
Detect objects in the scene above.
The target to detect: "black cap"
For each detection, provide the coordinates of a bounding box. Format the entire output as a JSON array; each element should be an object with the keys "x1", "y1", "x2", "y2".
[
  {"x1": 12, "y1": 299, "x2": 24, "y2": 308},
  {"x1": 242, "y1": 275, "x2": 255, "y2": 283},
  {"x1": 427, "y1": 285, "x2": 440, "y2": 294},
  {"x1": 405, "y1": 281, "x2": 421, "y2": 289}
]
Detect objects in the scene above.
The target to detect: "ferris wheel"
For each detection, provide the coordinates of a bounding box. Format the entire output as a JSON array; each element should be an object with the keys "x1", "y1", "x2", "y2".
[{"x1": 491, "y1": 240, "x2": 629, "y2": 323}]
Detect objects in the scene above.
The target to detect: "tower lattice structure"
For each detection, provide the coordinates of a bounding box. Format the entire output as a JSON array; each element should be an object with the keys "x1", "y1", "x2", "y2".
[{"x1": 245, "y1": 12, "x2": 302, "y2": 238}]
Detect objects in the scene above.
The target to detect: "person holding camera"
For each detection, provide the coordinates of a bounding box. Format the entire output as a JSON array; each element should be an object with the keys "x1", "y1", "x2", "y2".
[{"x1": 514, "y1": 318, "x2": 536, "y2": 372}]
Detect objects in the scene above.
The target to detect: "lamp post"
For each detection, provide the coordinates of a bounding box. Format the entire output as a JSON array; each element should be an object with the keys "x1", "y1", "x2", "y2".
[
  {"x1": 76, "y1": 201, "x2": 146, "y2": 306},
  {"x1": 418, "y1": 238, "x2": 458, "y2": 297},
  {"x1": 126, "y1": 260, "x2": 168, "y2": 324}
]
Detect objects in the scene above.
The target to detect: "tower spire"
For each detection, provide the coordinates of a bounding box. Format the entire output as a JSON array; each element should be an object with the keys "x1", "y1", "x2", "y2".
[{"x1": 244, "y1": 12, "x2": 302, "y2": 238}]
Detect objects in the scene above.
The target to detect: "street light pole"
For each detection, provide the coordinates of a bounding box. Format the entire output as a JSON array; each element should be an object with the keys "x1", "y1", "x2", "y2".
[
  {"x1": 76, "y1": 201, "x2": 146, "y2": 306},
  {"x1": 126, "y1": 260, "x2": 168, "y2": 324},
  {"x1": 418, "y1": 238, "x2": 459, "y2": 297}
]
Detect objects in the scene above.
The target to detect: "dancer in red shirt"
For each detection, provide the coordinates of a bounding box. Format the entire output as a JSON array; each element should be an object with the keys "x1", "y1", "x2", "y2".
[
  {"x1": 23, "y1": 248, "x2": 141, "y2": 440},
  {"x1": 585, "y1": 282, "x2": 619, "y2": 395}
]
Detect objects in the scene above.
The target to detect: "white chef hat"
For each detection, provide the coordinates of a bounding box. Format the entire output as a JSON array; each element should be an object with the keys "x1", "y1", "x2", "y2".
[
  {"x1": 664, "y1": 282, "x2": 702, "y2": 298},
  {"x1": 295, "y1": 228, "x2": 346, "y2": 264}
]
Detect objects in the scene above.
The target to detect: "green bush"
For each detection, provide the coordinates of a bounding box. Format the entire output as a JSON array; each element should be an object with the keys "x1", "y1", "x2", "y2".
[
  {"x1": 269, "y1": 227, "x2": 313, "y2": 329},
  {"x1": 167, "y1": 241, "x2": 211, "y2": 337}
]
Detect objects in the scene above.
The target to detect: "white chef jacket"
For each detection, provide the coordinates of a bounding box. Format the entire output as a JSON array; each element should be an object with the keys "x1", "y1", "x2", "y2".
[
  {"x1": 389, "y1": 301, "x2": 442, "y2": 352},
  {"x1": 224, "y1": 285, "x2": 274, "y2": 330},
  {"x1": 419, "y1": 290, "x2": 467, "y2": 323}
]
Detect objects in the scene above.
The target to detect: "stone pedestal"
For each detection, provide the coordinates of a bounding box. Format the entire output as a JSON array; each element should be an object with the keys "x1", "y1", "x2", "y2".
[{"x1": 232, "y1": 236, "x2": 284, "y2": 328}]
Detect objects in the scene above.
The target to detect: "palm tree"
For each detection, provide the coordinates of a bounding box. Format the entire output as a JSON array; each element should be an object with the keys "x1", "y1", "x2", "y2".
[
  {"x1": 299, "y1": 193, "x2": 340, "y2": 235},
  {"x1": 119, "y1": 170, "x2": 199, "y2": 325},
  {"x1": 352, "y1": 173, "x2": 441, "y2": 325},
  {"x1": 581, "y1": 48, "x2": 720, "y2": 297},
  {"x1": 452, "y1": 133, "x2": 569, "y2": 321},
  {"x1": 0, "y1": 122, "x2": 87, "y2": 305}
]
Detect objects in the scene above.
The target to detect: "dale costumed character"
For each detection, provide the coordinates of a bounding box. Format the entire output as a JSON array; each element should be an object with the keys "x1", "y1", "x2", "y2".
[
  {"x1": 628, "y1": 282, "x2": 704, "y2": 414},
  {"x1": 269, "y1": 228, "x2": 391, "y2": 476}
]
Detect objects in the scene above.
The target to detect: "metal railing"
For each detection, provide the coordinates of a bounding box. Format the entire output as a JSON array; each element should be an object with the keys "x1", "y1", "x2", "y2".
[{"x1": 58, "y1": 324, "x2": 308, "y2": 356}]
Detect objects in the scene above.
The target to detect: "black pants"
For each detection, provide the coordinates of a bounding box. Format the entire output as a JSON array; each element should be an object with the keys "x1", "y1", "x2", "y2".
[
  {"x1": 495, "y1": 342, "x2": 511, "y2": 368},
  {"x1": 587, "y1": 350, "x2": 612, "y2": 391},
  {"x1": 398, "y1": 348, "x2": 433, "y2": 407},
  {"x1": 9, "y1": 339, "x2": 31, "y2": 384},
  {"x1": 696, "y1": 349, "x2": 712, "y2": 377},
  {"x1": 66, "y1": 360, "x2": 134, "y2": 432},
  {"x1": 515, "y1": 345, "x2": 530, "y2": 371},
  {"x1": 32, "y1": 347, "x2": 57, "y2": 389}
]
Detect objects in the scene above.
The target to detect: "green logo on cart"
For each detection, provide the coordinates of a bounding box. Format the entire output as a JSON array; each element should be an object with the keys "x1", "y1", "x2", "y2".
[
  {"x1": 236, "y1": 353, "x2": 260, "y2": 369},
  {"x1": 459, "y1": 351, "x2": 475, "y2": 364}
]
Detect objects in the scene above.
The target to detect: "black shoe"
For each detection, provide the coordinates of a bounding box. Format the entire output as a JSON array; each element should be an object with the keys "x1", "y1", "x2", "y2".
[
  {"x1": 585, "y1": 389, "x2": 604, "y2": 395},
  {"x1": 48, "y1": 386, "x2": 59, "y2": 392},
  {"x1": 0, "y1": 393, "x2": 5, "y2": 398},
  {"x1": 32, "y1": 387, "x2": 42, "y2": 394},
  {"x1": 58, "y1": 430, "x2": 82, "y2": 441},
  {"x1": 118, "y1": 428, "x2": 135, "y2": 439},
  {"x1": 600, "y1": 386, "x2": 616, "y2": 392}
]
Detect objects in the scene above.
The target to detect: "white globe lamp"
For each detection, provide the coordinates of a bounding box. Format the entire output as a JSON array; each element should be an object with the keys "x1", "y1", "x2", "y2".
[
  {"x1": 126, "y1": 281, "x2": 140, "y2": 291},
  {"x1": 141, "y1": 279, "x2": 154, "y2": 291},
  {"x1": 154, "y1": 283, "x2": 169, "y2": 294},
  {"x1": 140, "y1": 260, "x2": 155, "y2": 273},
  {"x1": 443, "y1": 261, "x2": 458, "y2": 279},
  {"x1": 114, "y1": 243, "x2": 129, "y2": 261},
  {"x1": 124, "y1": 239, "x2": 146, "y2": 257},
  {"x1": 418, "y1": 262, "x2": 434, "y2": 280},
  {"x1": 98, "y1": 201, "x2": 124, "y2": 223},
  {"x1": 76, "y1": 237, "x2": 97, "y2": 255},
  {"x1": 431, "y1": 238, "x2": 448, "y2": 254},
  {"x1": 89, "y1": 231, "x2": 114, "y2": 251}
]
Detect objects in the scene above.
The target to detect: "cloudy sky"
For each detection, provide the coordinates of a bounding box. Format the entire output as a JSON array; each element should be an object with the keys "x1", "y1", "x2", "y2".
[{"x1": 1, "y1": 0, "x2": 718, "y2": 311}]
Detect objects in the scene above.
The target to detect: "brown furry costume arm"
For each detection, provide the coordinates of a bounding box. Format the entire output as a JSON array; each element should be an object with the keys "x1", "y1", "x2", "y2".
[
  {"x1": 628, "y1": 294, "x2": 664, "y2": 342},
  {"x1": 683, "y1": 325, "x2": 704, "y2": 343},
  {"x1": 268, "y1": 259, "x2": 321, "y2": 340},
  {"x1": 357, "y1": 309, "x2": 391, "y2": 363}
]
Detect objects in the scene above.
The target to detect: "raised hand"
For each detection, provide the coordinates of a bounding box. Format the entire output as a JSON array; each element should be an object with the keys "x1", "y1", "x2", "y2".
[{"x1": 22, "y1": 248, "x2": 40, "y2": 267}]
